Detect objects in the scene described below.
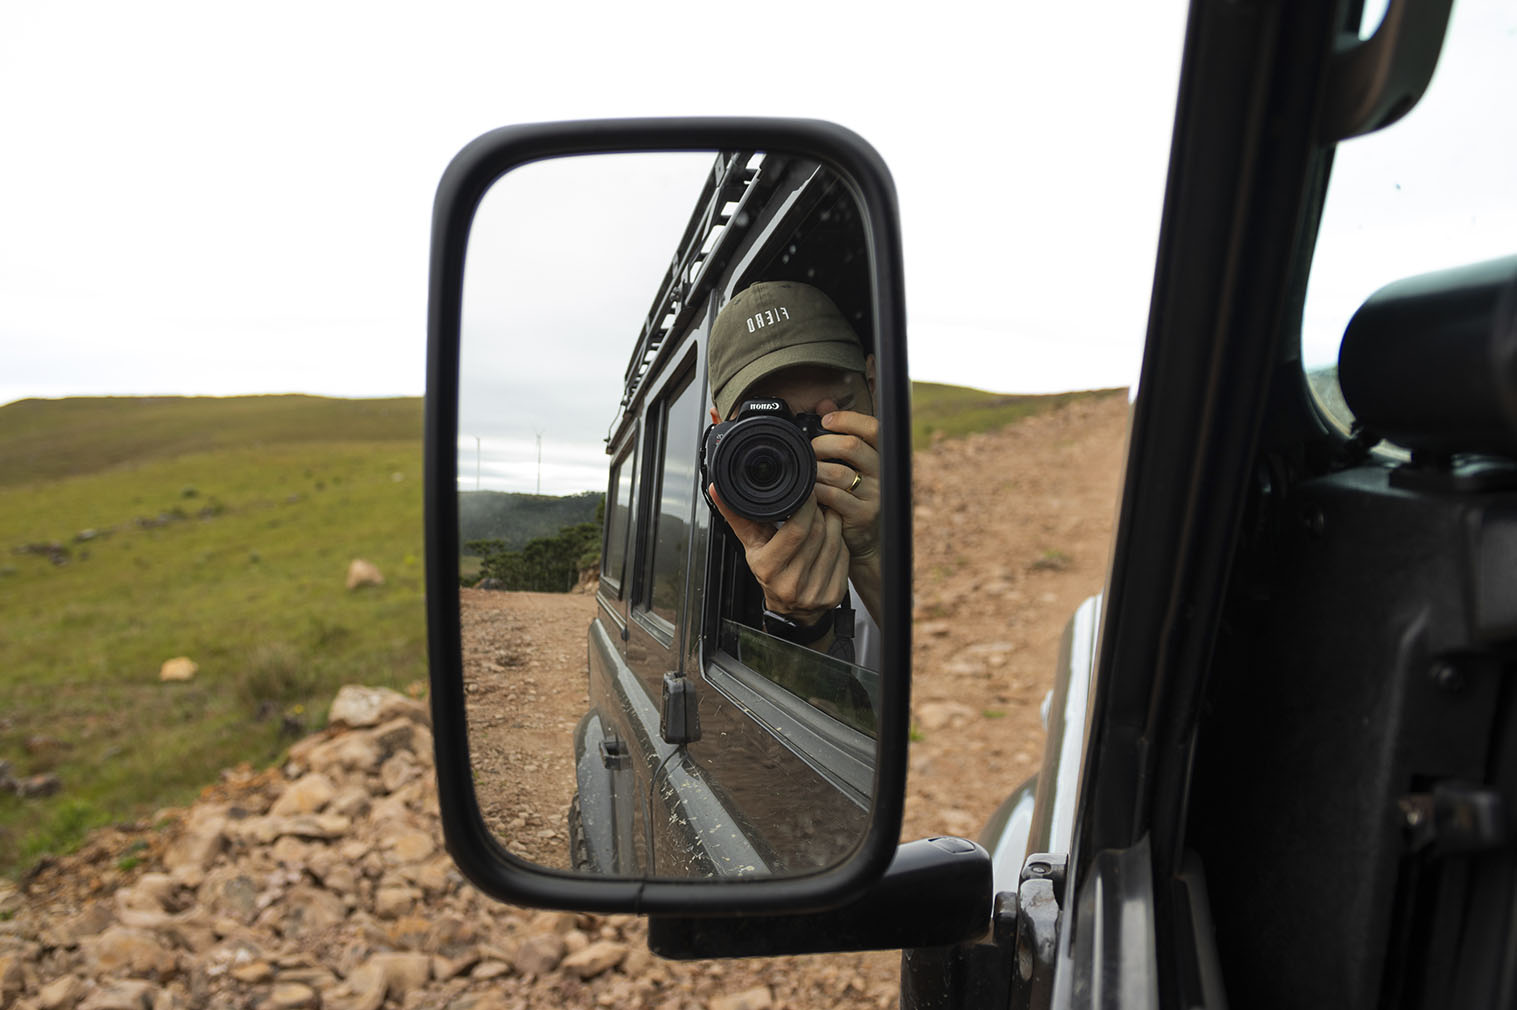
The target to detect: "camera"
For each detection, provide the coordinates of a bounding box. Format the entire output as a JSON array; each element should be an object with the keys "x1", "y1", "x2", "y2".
[{"x1": 701, "y1": 398, "x2": 833, "y2": 522}]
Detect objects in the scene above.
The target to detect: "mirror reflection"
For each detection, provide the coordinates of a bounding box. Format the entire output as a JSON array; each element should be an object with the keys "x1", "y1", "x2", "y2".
[{"x1": 458, "y1": 150, "x2": 883, "y2": 880}]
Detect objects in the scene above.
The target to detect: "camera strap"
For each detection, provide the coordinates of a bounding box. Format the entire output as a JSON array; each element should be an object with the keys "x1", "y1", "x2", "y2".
[{"x1": 827, "y1": 591, "x2": 856, "y2": 664}]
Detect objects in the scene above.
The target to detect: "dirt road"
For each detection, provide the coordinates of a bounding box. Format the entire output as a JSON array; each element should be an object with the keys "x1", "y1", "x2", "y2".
[{"x1": 462, "y1": 588, "x2": 595, "y2": 870}]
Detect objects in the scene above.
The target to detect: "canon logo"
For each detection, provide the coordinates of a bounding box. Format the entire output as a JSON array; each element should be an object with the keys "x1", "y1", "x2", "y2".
[{"x1": 751, "y1": 402, "x2": 781, "y2": 411}]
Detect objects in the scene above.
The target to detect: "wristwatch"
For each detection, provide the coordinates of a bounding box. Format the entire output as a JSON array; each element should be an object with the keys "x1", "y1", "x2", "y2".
[{"x1": 762, "y1": 607, "x2": 834, "y2": 645}]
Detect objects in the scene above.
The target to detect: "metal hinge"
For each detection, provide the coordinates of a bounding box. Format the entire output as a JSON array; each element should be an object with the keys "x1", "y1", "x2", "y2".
[
  {"x1": 1399, "y1": 781, "x2": 1505, "y2": 856},
  {"x1": 1011, "y1": 853, "x2": 1067, "y2": 1010},
  {"x1": 599, "y1": 732, "x2": 630, "y2": 771}
]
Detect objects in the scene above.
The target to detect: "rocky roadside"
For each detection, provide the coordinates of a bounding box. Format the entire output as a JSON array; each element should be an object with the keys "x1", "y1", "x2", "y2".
[{"x1": 0, "y1": 686, "x2": 899, "y2": 1010}]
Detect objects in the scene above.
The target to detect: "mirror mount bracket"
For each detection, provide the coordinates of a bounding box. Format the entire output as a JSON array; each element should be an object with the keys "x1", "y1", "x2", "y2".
[
  {"x1": 1319, "y1": 0, "x2": 1453, "y2": 142},
  {"x1": 647, "y1": 837, "x2": 992, "y2": 958}
]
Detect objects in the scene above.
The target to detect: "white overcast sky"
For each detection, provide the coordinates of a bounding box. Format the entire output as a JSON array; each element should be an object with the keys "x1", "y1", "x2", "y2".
[
  {"x1": 3, "y1": 0, "x2": 1512, "y2": 493},
  {"x1": 0, "y1": 1, "x2": 1193, "y2": 413}
]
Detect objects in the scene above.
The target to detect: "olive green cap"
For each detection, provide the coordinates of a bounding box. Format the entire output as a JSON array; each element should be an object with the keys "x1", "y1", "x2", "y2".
[{"x1": 708, "y1": 280, "x2": 866, "y2": 419}]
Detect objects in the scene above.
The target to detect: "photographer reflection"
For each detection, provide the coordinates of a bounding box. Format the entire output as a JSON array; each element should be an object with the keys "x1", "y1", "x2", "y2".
[{"x1": 705, "y1": 281, "x2": 881, "y2": 670}]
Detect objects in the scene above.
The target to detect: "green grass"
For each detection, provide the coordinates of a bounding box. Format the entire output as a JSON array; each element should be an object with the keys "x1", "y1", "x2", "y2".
[
  {"x1": 0, "y1": 396, "x2": 425, "y2": 877},
  {"x1": 910, "y1": 383, "x2": 1128, "y2": 451}
]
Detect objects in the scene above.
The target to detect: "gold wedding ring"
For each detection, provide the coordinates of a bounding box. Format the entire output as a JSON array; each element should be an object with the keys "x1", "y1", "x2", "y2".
[{"x1": 848, "y1": 471, "x2": 862, "y2": 493}]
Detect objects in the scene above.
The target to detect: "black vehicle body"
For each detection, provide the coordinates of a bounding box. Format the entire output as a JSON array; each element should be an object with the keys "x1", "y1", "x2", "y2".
[
  {"x1": 572, "y1": 151, "x2": 883, "y2": 880},
  {"x1": 427, "y1": 0, "x2": 1517, "y2": 1003},
  {"x1": 897, "y1": 0, "x2": 1517, "y2": 1006}
]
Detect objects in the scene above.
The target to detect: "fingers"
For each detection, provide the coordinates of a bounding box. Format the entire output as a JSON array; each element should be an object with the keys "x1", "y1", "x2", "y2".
[
  {"x1": 801, "y1": 507, "x2": 849, "y2": 605},
  {"x1": 814, "y1": 480, "x2": 872, "y2": 523},
  {"x1": 818, "y1": 410, "x2": 879, "y2": 450},
  {"x1": 820, "y1": 410, "x2": 878, "y2": 443},
  {"x1": 709, "y1": 484, "x2": 774, "y2": 553},
  {"x1": 816, "y1": 460, "x2": 872, "y2": 498},
  {"x1": 771, "y1": 506, "x2": 847, "y2": 617},
  {"x1": 813, "y1": 410, "x2": 880, "y2": 478},
  {"x1": 751, "y1": 493, "x2": 825, "y2": 583},
  {"x1": 732, "y1": 491, "x2": 849, "y2": 619}
]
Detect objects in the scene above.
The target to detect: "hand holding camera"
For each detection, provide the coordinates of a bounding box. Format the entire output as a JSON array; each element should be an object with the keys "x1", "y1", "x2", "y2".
[
  {"x1": 703, "y1": 398, "x2": 879, "y2": 629},
  {"x1": 702, "y1": 398, "x2": 836, "y2": 522}
]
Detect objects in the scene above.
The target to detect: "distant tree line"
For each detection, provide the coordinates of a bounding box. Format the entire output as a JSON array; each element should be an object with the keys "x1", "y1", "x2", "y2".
[
  {"x1": 458, "y1": 490, "x2": 602, "y2": 554},
  {"x1": 467, "y1": 499, "x2": 604, "y2": 593}
]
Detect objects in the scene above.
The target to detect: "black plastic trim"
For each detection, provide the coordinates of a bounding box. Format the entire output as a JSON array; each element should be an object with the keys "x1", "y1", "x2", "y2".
[
  {"x1": 647, "y1": 837, "x2": 991, "y2": 958},
  {"x1": 1319, "y1": 0, "x2": 1453, "y2": 142},
  {"x1": 425, "y1": 117, "x2": 909, "y2": 915}
]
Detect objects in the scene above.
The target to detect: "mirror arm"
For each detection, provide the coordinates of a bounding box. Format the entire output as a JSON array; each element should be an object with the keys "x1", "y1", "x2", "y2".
[
  {"x1": 1318, "y1": 0, "x2": 1453, "y2": 141},
  {"x1": 646, "y1": 837, "x2": 992, "y2": 958}
]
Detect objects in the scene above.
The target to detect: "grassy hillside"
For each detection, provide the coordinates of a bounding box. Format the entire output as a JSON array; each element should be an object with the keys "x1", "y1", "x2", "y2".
[
  {"x1": 0, "y1": 395, "x2": 421, "y2": 488},
  {"x1": 0, "y1": 396, "x2": 426, "y2": 876},
  {"x1": 911, "y1": 384, "x2": 1129, "y2": 450}
]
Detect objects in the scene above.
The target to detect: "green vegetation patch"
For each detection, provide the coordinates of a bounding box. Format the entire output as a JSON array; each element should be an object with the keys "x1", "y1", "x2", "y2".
[
  {"x1": 910, "y1": 383, "x2": 1128, "y2": 451},
  {"x1": 467, "y1": 498, "x2": 604, "y2": 593},
  {"x1": 458, "y1": 490, "x2": 602, "y2": 554},
  {"x1": 0, "y1": 398, "x2": 425, "y2": 876}
]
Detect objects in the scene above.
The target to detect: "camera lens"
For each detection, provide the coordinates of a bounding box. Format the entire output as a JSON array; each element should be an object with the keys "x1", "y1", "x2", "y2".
[
  {"x1": 704, "y1": 416, "x2": 816, "y2": 522},
  {"x1": 742, "y1": 448, "x2": 781, "y2": 488}
]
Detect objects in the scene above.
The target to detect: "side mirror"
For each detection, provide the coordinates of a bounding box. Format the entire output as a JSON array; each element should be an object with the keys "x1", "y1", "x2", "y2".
[{"x1": 424, "y1": 119, "x2": 915, "y2": 918}]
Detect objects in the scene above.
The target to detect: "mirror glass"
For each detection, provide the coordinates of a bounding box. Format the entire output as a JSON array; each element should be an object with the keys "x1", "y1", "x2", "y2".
[{"x1": 458, "y1": 150, "x2": 884, "y2": 880}]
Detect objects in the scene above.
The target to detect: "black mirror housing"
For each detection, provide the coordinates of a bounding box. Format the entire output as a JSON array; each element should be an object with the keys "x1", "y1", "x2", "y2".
[{"x1": 424, "y1": 118, "x2": 912, "y2": 916}]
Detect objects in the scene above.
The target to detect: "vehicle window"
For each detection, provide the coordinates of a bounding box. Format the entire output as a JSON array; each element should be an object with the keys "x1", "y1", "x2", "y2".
[
  {"x1": 720, "y1": 620, "x2": 878, "y2": 738},
  {"x1": 601, "y1": 443, "x2": 635, "y2": 596},
  {"x1": 1300, "y1": 0, "x2": 1516, "y2": 437},
  {"x1": 643, "y1": 368, "x2": 700, "y2": 629}
]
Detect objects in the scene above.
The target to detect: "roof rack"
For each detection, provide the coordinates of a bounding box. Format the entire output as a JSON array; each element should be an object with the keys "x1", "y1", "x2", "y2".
[{"x1": 609, "y1": 151, "x2": 788, "y2": 440}]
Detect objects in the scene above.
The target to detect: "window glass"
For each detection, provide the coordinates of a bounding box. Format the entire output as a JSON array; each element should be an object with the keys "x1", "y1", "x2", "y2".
[
  {"x1": 601, "y1": 448, "x2": 634, "y2": 594},
  {"x1": 1301, "y1": 0, "x2": 1517, "y2": 436},
  {"x1": 722, "y1": 620, "x2": 879, "y2": 738},
  {"x1": 647, "y1": 371, "x2": 700, "y2": 627}
]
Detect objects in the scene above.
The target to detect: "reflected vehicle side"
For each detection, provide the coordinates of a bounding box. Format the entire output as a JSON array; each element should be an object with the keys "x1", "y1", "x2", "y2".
[{"x1": 575, "y1": 153, "x2": 883, "y2": 879}]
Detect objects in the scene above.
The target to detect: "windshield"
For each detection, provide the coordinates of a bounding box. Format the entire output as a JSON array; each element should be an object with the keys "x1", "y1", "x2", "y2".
[{"x1": 1301, "y1": 0, "x2": 1517, "y2": 436}]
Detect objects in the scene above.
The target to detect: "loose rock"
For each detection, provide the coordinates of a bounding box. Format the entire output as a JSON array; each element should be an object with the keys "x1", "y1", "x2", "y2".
[
  {"x1": 268, "y1": 772, "x2": 336, "y2": 817},
  {"x1": 344, "y1": 559, "x2": 384, "y2": 590},
  {"x1": 264, "y1": 982, "x2": 316, "y2": 1009},
  {"x1": 36, "y1": 974, "x2": 85, "y2": 1010},
  {"x1": 77, "y1": 980, "x2": 158, "y2": 1010},
  {"x1": 158, "y1": 657, "x2": 198, "y2": 682},
  {"x1": 561, "y1": 940, "x2": 627, "y2": 979},
  {"x1": 513, "y1": 933, "x2": 565, "y2": 977},
  {"x1": 327, "y1": 685, "x2": 421, "y2": 729},
  {"x1": 83, "y1": 926, "x2": 177, "y2": 979},
  {"x1": 709, "y1": 985, "x2": 774, "y2": 1010}
]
